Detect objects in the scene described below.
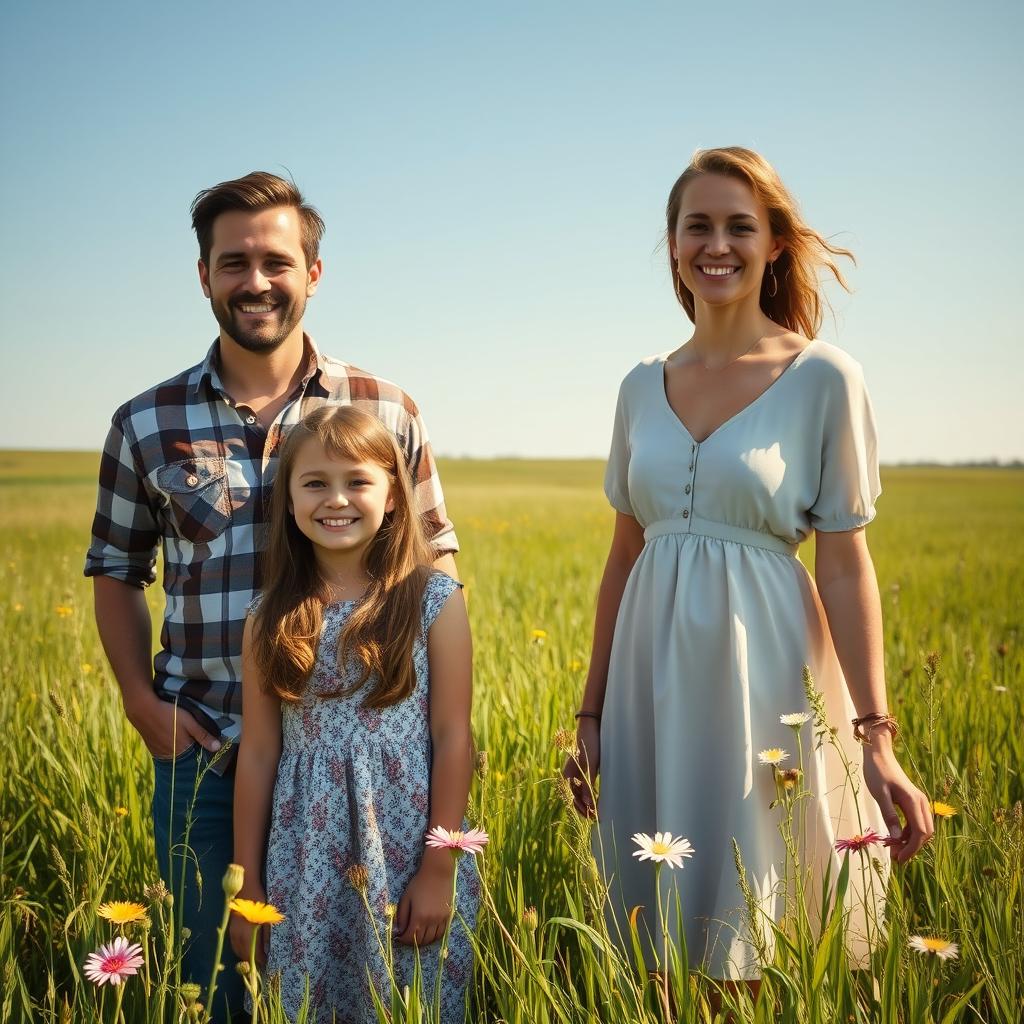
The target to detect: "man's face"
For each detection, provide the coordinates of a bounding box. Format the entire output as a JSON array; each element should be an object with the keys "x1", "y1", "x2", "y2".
[{"x1": 198, "y1": 206, "x2": 322, "y2": 354}]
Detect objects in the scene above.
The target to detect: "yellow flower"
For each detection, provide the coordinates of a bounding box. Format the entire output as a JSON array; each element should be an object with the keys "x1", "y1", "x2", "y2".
[
  {"x1": 97, "y1": 901, "x2": 147, "y2": 924},
  {"x1": 568, "y1": 658, "x2": 583, "y2": 671},
  {"x1": 114, "y1": 807, "x2": 129, "y2": 818},
  {"x1": 12, "y1": 603, "x2": 23, "y2": 613},
  {"x1": 54, "y1": 605, "x2": 74, "y2": 618},
  {"x1": 229, "y1": 899, "x2": 285, "y2": 925},
  {"x1": 531, "y1": 629, "x2": 547, "y2": 642},
  {"x1": 82, "y1": 663, "x2": 93, "y2": 675},
  {"x1": 931, "y1": 801, "x2": 957, "y2": 819}
]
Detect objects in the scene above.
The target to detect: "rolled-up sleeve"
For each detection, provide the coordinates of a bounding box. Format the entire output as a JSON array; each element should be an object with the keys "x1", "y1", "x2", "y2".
[{"x1": 84, "y1": 410, "x2": 160, "y2": 587}]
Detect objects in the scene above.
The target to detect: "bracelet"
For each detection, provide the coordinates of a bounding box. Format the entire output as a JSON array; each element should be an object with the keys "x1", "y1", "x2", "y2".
[
  {"x1": 574, "y1": 711, "x2": 601, "y2": 722},
  {"x1": 851, "y1": 712, "x2": 900, "y2": 745}
]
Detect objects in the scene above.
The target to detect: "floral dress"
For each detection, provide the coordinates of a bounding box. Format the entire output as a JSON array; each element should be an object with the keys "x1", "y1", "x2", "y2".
[{"x1": 261, "y1": 572, "x2": 480, "y2": 1023}]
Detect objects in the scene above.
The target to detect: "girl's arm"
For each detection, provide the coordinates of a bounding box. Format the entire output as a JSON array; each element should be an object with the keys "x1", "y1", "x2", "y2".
[
  {"x1": 229, "y1": 615, "x2": 282, "y2": 963},
  {"x1": 563, "y1": 511, "x2": 646, "y2": 817},
  {"x1": 814, "y1": 527, "x2": 934, "y2": 862},
  {"x1": 394, "y1": 588, "x2": 473, "y2": 946}
]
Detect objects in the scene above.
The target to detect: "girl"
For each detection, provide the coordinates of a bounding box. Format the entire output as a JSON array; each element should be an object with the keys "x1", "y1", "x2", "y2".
[
  {"x1": 563, "y1": 148, "x2": 933, "y2": 983},
  {"x1": 231, "y1": 405, "x2": 479, "y2": 1023}
]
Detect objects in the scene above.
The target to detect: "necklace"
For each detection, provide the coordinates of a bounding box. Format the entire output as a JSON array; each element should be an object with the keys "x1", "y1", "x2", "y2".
[{"x1": 689, "y1": 334, "x2": 765, "y2": 372}]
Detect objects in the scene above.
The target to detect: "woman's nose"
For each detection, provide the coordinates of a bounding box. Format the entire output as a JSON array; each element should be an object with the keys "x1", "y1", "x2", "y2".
[{"x1": 705, "y1": 232, "x2": 731, "y2": 256}]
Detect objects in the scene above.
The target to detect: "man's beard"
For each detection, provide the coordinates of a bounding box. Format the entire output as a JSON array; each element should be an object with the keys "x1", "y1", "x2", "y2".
[{"x1": 211, "y1": 290, "x2": 305, "y2": 353}]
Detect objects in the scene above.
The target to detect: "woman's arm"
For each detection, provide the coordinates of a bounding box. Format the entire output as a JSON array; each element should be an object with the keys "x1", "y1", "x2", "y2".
[
  {"x1": 814, "y1": 527, "x2": 933, "y2": 862},
  {"x1": 394, "y1": 588, "x2": 473, "y2": 946},
  {"x1": 230, "y1": 615, "x2": 282, "y2": 962},
  {"x1": 563, "y1": 511, "x2": 646, "y2": 817}
]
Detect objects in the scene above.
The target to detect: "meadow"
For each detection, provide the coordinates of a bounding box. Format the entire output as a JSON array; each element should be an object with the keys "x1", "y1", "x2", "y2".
[{"x1": 0, "y1": 451, "x2": 1021, "y2": 1023}]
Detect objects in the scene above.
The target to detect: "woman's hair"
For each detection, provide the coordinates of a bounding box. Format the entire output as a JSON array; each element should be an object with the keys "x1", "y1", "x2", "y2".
[
  {"x1": 665, "y1": 147, "x2": 854, "y2": 339},
  {"x1": 252, "y1": 405, "x2": 434, "y2": 707}
]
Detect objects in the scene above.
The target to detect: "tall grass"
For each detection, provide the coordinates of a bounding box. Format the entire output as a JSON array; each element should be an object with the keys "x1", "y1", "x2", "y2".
[{"x1": 1, "y1": 453, "x2": 1021, "y2": 1021}]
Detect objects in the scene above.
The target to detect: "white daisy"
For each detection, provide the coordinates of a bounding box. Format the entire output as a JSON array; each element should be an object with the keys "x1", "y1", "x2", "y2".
[
  {"x1": 908, "y1": 935, "x2": 959, "y2": 961},
  {"x1": 631, "y1": 831, "x2": 695, "y2": 870},
  {"x1": 757, "y1": 748, "x2": 789, "y2": 766},
  {"x1": 779, "y1": 712, "x2": 812, "y2": 728}
]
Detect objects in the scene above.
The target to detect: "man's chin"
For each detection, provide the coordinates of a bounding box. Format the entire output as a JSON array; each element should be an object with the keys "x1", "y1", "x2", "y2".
[{"x1": 224, "y1": 330, "x2": 291, "y2": 354}]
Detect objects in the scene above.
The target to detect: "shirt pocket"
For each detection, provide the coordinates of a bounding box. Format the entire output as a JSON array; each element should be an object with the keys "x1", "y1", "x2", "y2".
[{"x1": 156, "y1": 457, "x2": 232, "y2": 543}]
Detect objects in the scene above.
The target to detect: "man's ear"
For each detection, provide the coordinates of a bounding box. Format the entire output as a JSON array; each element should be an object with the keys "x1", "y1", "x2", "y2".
[
  {"x1": 198, "y1": 259, "x2": 211, "y2": 298},
  {"x1": 306, "y1": 258, "x2": 323, "y2": 297}
]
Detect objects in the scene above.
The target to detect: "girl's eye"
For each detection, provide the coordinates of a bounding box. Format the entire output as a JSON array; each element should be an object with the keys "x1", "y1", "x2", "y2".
[{"x1": 304, "y1": 480, "x2": 324, "y2": 488}]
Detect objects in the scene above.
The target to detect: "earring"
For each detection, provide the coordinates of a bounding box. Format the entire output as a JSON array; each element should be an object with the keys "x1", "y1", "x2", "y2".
[
  {"x1": 766, "y1": 260, "x2": 778, "y2": 298},
  {"x1": 673, "y1": 267, "x2": 687, "y2": 306}
]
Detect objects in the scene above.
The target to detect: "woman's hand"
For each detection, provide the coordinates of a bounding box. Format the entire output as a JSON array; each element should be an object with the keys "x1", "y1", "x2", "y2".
[
  {"x1": 228, "y1": 890, "x2": 270, "y2": 966},
  {"x1": 394, "y1": 854, "x2": 455, "y2": 946},
  {"x1": 862, "y1": 741, "x2": 934, "y2": 863},
  {"x1": 562, "y1": 717, "x2": 600, "y2": 818}
]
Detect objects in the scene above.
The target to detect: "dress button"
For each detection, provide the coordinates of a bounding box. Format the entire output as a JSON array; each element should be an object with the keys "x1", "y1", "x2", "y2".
[
  {"x1": 684, "y1": 484, "x2": 691, "y2": 494},
  {"x1": 245, "y1": 414, "x2": 257, "y2": 425},
  {"x1": 682, "y1": 509, "x2": 690, "y2": 519},
  {"x1": 186, "y1": 474, "x2": 199, "y2": 487},
  {"x1": 689, "y1": 463, "x2": 694, "y2": 471}
]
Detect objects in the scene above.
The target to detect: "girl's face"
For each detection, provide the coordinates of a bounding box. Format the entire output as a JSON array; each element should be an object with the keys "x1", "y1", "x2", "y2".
[
  {"x1": 671, "y1": 173, "x2": 782, "y2": 311},
  {"x1": 287, "y1": 437, "x2": 395, "y2": 565}
]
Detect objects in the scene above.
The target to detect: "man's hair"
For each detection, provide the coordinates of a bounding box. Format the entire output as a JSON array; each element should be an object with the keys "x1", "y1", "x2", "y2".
[{"x1": 190, "y1": 171, "x2": 325, "y2": 268}]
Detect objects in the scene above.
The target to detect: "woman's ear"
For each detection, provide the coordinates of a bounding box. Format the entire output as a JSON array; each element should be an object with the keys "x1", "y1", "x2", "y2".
[
  {"x1": 385, "y1": 495, "x2": 396, "y2": 515},
  {"x1": 769, "y1": 238, "x2": 786, "y2": 263}
]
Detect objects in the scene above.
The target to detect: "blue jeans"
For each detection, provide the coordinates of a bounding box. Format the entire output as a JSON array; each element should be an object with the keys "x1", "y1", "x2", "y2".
[{"x1": 152, "y1": 744, "x2": 243, "y2": 1024}]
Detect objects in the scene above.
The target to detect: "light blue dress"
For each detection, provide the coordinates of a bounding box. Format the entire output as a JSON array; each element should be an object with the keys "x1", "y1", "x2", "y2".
[
  {"x1": 261, "y1": 572, "x2": 480, "y2": 1023},
  {"x1": 598, "y1": 340, "x2": 887, "y2": 979}
]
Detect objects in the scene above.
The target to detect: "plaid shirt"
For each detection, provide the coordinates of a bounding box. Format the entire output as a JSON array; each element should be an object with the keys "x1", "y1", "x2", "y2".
[{"x1": 85, "y1": 337, "x2": 457, "y2": 770}]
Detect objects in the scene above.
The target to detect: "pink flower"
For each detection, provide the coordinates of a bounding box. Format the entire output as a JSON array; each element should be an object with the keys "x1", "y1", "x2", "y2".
[
  {"x1": 425, "y1": 825, "x2": 489, "y2": 855},
  {"x1": 82, "y1": 937, "x2": 144, "y2": 986},
  {"x1": 835, "y1": 829, "x2": 884, "y2": 854}
]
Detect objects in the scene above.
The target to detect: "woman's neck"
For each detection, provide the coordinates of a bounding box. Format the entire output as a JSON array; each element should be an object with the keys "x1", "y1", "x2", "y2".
[{"x1": 686, "y1": 298, "x2": 777, "y2": 369}]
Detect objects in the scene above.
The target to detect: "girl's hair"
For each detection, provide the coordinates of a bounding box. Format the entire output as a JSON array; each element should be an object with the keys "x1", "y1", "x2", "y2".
[
  {"x1": 253, "y1": 405, "x2": 434, "y2": 707},
  {"x1": 665, "y1": 147, "x2": 854, "y2": 339}
]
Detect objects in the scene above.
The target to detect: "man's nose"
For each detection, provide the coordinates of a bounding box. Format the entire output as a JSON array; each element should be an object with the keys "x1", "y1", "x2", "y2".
[{"x1": 243, "y1": 266, "x2": 271, "y2": 293}]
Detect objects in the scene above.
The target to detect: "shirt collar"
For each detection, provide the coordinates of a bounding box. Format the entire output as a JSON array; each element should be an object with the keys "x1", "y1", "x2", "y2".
[{"x1": 192, "y1": 334, "x2": 324, "y2": 400}]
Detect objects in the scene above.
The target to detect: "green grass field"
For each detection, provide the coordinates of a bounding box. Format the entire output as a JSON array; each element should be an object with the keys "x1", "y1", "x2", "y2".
[{"x1": 1, "y1": 451, "x2": 1021, "y2": 1022}]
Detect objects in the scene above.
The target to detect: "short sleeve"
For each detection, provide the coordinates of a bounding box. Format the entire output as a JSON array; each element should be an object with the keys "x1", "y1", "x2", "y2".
[
  {"x1": 808, "y1": 362, "x2": 882, "y2": 532},
  {"x1": 422, "y1": 571, "x2": 463, "y2": 631},
  {"x1": 84, "y1": 410, "x2": 161, "y2": 587},
  {"x1": 603, "y1": 381, "x2": 633, "y2": 515}
]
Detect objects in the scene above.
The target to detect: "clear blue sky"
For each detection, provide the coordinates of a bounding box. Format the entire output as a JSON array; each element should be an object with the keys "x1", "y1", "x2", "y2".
[{"x1": 1, "y1": 1, "x2": 1021, "y2": 462}]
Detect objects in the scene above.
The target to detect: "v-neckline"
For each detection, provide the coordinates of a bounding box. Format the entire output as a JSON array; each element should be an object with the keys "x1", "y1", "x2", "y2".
[{"x1": 659, "y1": 339, "x2": 818, "y2": 445}]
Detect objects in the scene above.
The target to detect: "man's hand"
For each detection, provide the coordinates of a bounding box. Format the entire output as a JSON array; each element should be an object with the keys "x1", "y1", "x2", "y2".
[{"x1": 126, "y1": 692, "x2": 221, "y2": 759}]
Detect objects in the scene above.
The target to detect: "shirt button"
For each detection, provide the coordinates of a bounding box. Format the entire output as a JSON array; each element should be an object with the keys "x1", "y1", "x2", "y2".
[
  {"x1": 245, "y1": 414, "x2": 257, "y2": 425},
  {"x1": 689, "y1": 463, "x2": 694, "y2": 471},
  {"x1": 186, "y1": 474, "x2": 199, "y2": 487},
  {"x1": 684, "y1": 484, "x2": 691, "y2": 494},
  {"x1": 682, "y1": 509, "x2": 690, "y2": 519}
]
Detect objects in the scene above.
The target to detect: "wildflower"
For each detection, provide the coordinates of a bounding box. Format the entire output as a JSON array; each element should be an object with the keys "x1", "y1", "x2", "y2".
[
  {"x1": 81, "y1": 663, "x2": 93, "y2": 675},
  {"x1": 114, "y1": 807, "x2": 129, "y2": 818},
  {"x1": 180, "y1": 982, "x2": 201, "y2": 1002},
  {"x1": 82, "y1": 937, "x2": 144, "y2": 986},
  {"x1": 779, "y1": 712, "x2": 812, "y2": 728},
  {"x1": 631, "y1": 832, "x2": 695, "y2": 869},
  {"x1": 347, "y1": 864, "x2": 369, "y2": 893},
  {"x1": 229, "y1": 899, "x2": 285, "y2": 925},
  {"x1": 993, "y1": 685, "x2": 1008, "y2": 693},
  {"x1": 385, "y1": 903, "x2": 397, "y2": 921},
  {"x1": 835, "y1": 829, "x2": 884, "y2": 854},
  {"x1": 97, "y1": 901, "x2": 147, "y2": 925},
  {"x1": 425, "y1": 826, "x2": 489, "y2": 855},
  {"x1": 55, "y1": 605, "x2": 74, "y2": 618},
  {"x1": 474, "y1": 750, "x2": 489, "y2": 779},
  {"x1": 531, "y1": 629, "x2": 547, "y2": 644},
  {"x1": 13, "y1": 603, "x2": 23, "y2": 613},
  {"x1": 144, "y1": 880, "x2": 169, "y2": 904},
  {"x1": 553, "y1": 728, "x2": 576, "y2": 755},
  {"x1": 778, "y1": 768, "x2": 802, "y2": 791},
  {"x1": 757, "y1": 748, "x2": 789, "y2": 766},
  {"x1": 521, "y1": 906, "x2": 539, "y2": 931},
  {"x1": 909, "y1": 935, "x2": 959, "y2": 961},
  {"x1": 569, "y1": 658, "x2": 583, "y2": 671},
  {"x1": 931, "y1": 801, "x2": 957, "y2": 819},
  {"x1": 222, "y1": 863, "x2": 245, "y2": 899}
]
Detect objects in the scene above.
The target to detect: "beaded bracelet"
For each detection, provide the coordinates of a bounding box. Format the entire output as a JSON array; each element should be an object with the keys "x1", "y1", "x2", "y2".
[{"x1": 852, "y1": 712, "x2": 900, "y2": 745}]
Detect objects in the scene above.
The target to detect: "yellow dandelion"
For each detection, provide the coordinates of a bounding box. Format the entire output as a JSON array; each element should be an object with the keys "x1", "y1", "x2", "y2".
[
  {"x1": 229, "y1": 898, "x2": 285, "y2": 925},
  {"x1": 114, "y1": 807, "x2": 129, "y2": 818},
  {"x1": 82, "y1": 663, "x2": 93, "y2": 675},
  {"x1": 931, "y1": 801, "x2": 957, "y2": 819},
  {"x1": 531, "y1": 629, "x2": 547, "y2": 643},
  {"x1": 569, "y1": 658, "x2": 583, "y2": 671},
  {"x1": 54, "y1": 605, "x2": 74, "y2": 618},
  {"x1": 97, "y1": 901, "x2": 147, "y2": 924},
  {"x1": 758, "y1": 748, "x2": 789, "y2": 766}
]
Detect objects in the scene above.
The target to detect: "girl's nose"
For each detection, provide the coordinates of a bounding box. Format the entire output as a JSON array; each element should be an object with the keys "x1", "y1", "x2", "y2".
[{"x1": 325, "y1": 490, "x2": 349, "y2": 508}]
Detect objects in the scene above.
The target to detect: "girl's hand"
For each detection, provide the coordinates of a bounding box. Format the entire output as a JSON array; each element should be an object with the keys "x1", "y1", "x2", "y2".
[
  {"x1": 862, "y1": 742, "x2": 934, "y2": 863},
  {"x1": 562, "y1": 717, "x2": 600, "y2": 818},
  {"x1": 394, "y1": 856, "x2": 455, "y2": 946},
  {"x1": 228, "y1": 892, "x2": 270, "y2": 966}
]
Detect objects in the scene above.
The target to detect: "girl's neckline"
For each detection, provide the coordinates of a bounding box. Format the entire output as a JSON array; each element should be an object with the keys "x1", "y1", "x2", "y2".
[{"x1": 659, "y1": 338, "x2": 819, "y2": 445}]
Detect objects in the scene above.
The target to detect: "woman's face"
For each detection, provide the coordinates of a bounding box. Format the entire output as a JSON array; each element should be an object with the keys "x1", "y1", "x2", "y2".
[{"x1": 671, "y1": 173, "x2": 782, "y2": 310}]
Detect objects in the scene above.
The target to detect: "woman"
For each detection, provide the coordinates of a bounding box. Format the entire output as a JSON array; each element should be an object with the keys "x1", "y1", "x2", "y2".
[{"x1": 563, "y1": 147, "x2": 932, "y2": 981}]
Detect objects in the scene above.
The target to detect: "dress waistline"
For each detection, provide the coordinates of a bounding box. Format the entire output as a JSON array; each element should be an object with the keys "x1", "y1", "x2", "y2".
[{"x1": 642, "y1": 516, "x2": 798, "y2": 557}]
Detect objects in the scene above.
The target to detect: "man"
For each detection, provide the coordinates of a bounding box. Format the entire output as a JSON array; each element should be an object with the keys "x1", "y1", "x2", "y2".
[{"x1": 85, "y1": 172, "x2": 457, "y2": 1021}]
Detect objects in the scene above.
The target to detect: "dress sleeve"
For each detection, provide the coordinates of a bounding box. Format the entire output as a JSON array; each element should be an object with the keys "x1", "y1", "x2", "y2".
[
  {"x1": 808, "y1": 361, "x2": 882, "y2": 532},
  {"x1": 422, "y1": 571, "x2": 463, "y2": 632},
  {"x1": 603, "y1": 380, "x2": 633, "y2": 515}
]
